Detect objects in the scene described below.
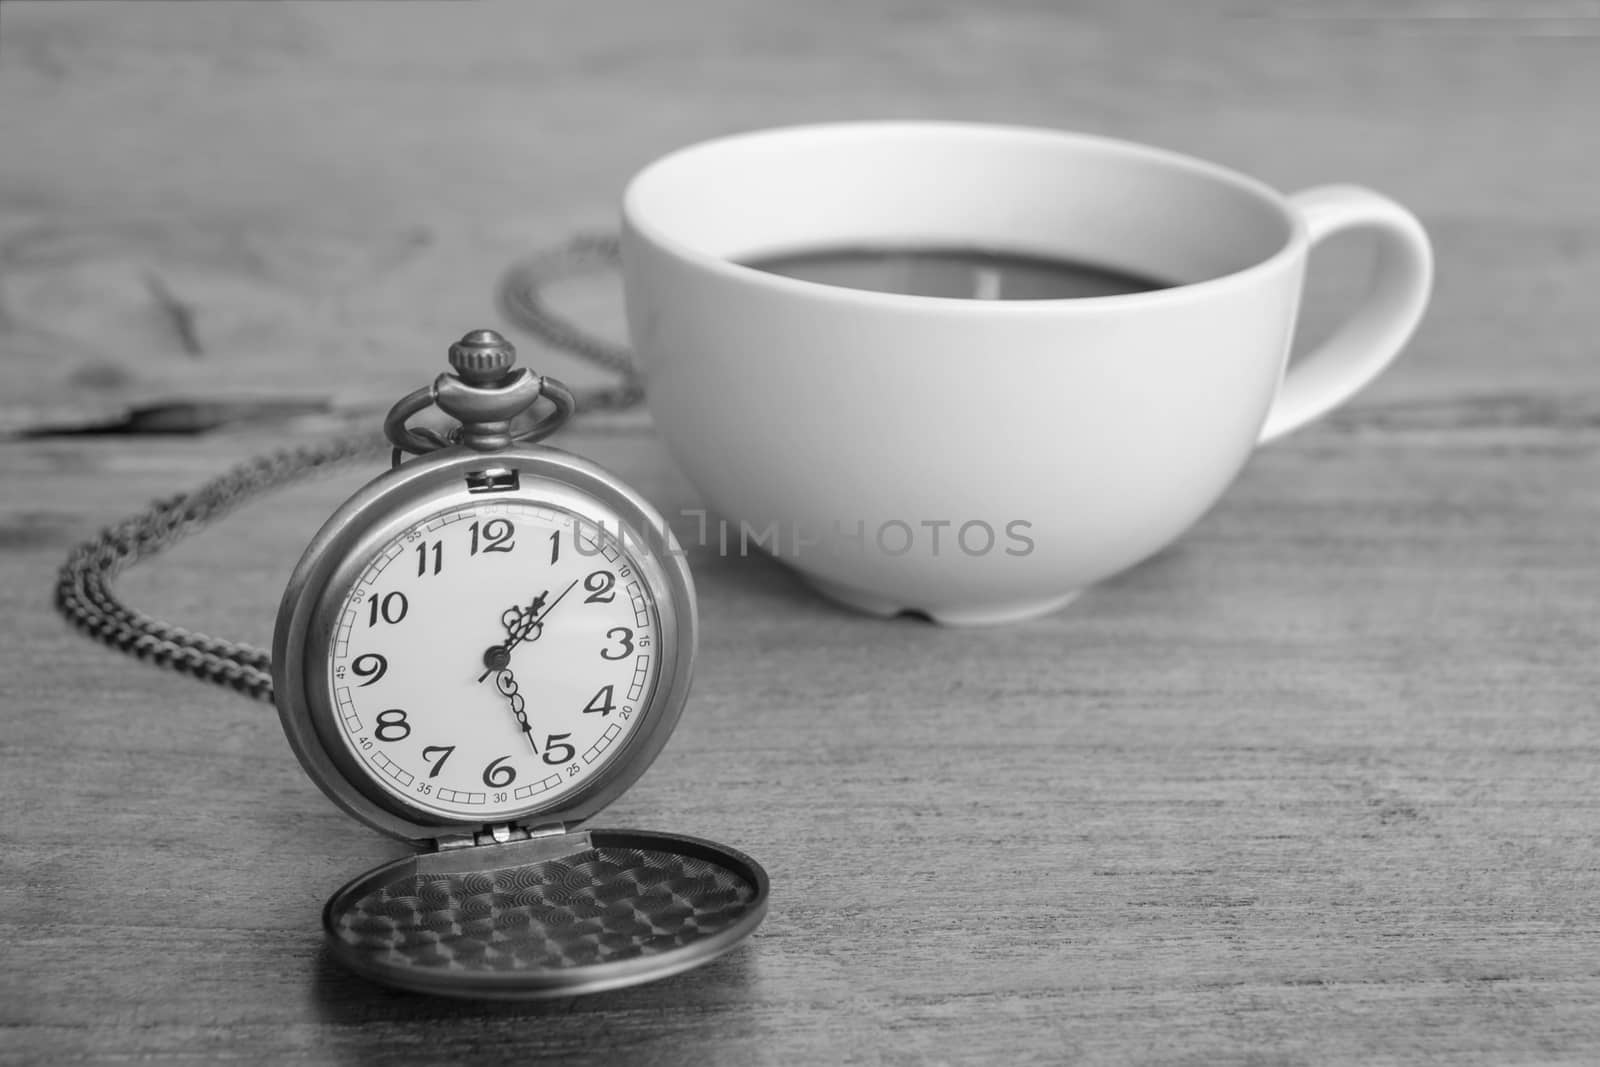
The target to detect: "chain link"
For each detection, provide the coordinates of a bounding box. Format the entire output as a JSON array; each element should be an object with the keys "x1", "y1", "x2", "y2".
[
  {"x1": 52, "y1": 235, "x2": 640, "y2": 705},
  {"x1": 53, "y1": 433, "x2": 382, "y2": 703},
  {"x1": 498, "y1": 233, "x2": 643, "y2": 414}
]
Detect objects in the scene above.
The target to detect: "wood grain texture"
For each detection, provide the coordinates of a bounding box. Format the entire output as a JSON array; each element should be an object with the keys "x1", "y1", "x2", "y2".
[{"x1": 2, "y1": 1, "x2": 1597, "y2": 1064}]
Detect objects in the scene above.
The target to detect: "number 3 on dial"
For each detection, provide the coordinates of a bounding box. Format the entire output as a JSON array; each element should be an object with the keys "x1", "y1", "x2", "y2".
[{"x1": 324, "y1": 498, "x2": 662, "y2": 823}]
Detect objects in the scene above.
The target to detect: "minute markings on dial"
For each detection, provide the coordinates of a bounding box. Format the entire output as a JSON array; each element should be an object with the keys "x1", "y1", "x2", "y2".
[{"x1": 328, "y1": 500, "x2": 661, "y2": 822}]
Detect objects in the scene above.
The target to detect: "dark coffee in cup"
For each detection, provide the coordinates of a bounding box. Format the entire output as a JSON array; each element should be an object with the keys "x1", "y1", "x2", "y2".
[{"x1": 743, "y1": 246, "x2": 1172, "y2": 300}]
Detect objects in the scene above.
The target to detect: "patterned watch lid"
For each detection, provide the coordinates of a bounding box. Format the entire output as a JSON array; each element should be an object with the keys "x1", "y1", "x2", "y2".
[{"x1": 323, "y1": 829, "x2": 768, "y2": 998}]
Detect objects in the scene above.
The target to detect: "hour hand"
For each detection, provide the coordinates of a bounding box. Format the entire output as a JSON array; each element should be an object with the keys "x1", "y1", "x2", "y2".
[
  {"x1": 477, "y1": 590, "x2": 550, "y2": 680},
  {"x1": 502, "y1": 592, "x2": 549, "y2": 646}
]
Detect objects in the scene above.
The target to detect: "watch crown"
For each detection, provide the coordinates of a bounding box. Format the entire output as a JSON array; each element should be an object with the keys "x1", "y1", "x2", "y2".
[{"x1": 449, "y1": 329, "x2": 517, "y2": 386}]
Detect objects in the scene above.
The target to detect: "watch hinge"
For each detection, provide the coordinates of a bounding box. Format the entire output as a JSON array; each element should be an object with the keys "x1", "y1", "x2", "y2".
[{"x1": 433, "y1": 821, "x2": 571, "y2": 851}]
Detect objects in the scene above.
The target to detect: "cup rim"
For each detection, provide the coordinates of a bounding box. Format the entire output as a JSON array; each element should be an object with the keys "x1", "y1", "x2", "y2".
[{"x1": 622, "y1": 120, "x2": 1308, "y2": 310}]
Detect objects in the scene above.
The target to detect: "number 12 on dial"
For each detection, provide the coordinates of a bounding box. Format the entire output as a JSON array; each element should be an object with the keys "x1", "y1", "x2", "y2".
[{"x1": 327, "y1": 498, "x2": 660, "y2": 822}]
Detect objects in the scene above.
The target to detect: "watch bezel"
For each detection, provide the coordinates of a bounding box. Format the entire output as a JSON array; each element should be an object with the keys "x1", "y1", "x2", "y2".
[{"x1": 272, "y1": 443, "x2": 696, "y2": 843}]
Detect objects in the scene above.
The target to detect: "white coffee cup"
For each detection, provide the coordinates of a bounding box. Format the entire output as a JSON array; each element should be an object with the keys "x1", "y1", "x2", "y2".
[{"x1": 620, "y1": 121, "x2": 1432, "y2": 624}]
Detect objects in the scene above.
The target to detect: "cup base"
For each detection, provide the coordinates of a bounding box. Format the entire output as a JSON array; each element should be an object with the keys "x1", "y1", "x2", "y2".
[{"x1": 800, "y1": 575, "x2": 1081, "y2": 626}]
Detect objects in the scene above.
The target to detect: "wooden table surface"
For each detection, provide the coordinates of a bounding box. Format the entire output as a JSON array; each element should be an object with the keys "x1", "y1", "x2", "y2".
[{"x1": 3, "y1": 2, "x2": 1597, "y2": 1063}]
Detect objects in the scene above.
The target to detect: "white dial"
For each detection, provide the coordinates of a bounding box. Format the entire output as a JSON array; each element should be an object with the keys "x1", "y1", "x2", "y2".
[{"x1": 325, "y1": 498, "x2": 660, "y2": 821}]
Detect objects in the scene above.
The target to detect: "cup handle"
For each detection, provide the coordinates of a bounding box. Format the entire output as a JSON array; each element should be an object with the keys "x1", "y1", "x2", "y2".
[{"x1": 1258, "y1": 185, "x2": 1433, "y2": 443}]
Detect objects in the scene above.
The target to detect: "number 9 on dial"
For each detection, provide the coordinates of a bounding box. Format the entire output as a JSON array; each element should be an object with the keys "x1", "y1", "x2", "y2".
[{"x1": 273, "y1": 449, "x2": 695, "y2": 842}]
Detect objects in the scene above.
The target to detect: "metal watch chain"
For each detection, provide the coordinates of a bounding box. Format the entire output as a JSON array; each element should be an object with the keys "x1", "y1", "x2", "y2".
[{"x1": 53, "y1": 235, "x2": 635, "y2": 705}]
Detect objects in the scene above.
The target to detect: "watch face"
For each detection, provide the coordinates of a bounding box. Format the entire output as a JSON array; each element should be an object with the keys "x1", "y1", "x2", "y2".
[{"x1": 322, "y1": 497, "x2": 662, "y2": 823}]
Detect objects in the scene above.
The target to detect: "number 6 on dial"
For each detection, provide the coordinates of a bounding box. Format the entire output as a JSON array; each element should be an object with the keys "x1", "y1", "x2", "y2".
[
  {"x1": 273, "y1": 446, "x2": 696, "y2": 841},
  {"x1": 267, "y1": 330, "x2": 761, "y2": 1003}
]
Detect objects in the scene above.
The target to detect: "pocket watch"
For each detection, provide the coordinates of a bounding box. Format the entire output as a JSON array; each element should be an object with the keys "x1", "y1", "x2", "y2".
[{"x1": 270, "y1": 329, "x2": 768, "y2": 998}]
